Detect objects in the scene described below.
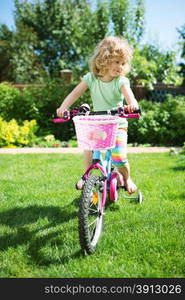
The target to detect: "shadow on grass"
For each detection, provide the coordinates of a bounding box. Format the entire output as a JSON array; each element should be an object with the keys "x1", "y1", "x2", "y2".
[
  {"x1": 0, "y1": 197, "x2": 84, "y2": 266},
  {"x1": 177, "y1": 193, "x2": 185, "y2": 201},
  {"x1": 172, "y1": 165, "x2": 185, "y2": 172}
]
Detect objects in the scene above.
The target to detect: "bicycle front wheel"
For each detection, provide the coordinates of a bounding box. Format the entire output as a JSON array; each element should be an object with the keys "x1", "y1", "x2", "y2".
[{"x1": 78, "y1": 174, "x2": 104, "y2": 254}]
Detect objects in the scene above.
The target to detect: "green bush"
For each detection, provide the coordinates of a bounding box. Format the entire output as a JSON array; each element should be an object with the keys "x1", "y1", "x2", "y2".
[
  {"x1": 0, "y1": 117, "x2": 37, "y2": 147},
  {"x1": 130, "y1": 46, "x2": 182, "y2": 89},
  {"x1": 1, "y1": 82, "x2": 184, "y2": 146},
  {"x1": 128, "y1": 94, "x2": 185, "y2": 146},
  {"x1": 32, "y1": 134, "x2": 62, "y2": 148},
  {"x1": 0, "y1": 82, "x2": 20, "y2": 120},
  {"x1": 180, "y1": 142, "x2": 185, "y2": 154},
  {"x1": 0, "y1": 80, "x2": 91, "y2": 141}
]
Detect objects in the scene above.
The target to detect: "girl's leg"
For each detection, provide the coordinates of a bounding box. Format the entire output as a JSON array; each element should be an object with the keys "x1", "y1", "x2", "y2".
[
  {"x1": 83, "y1": 149, "x2": 92, "y2": 170},
  {"x1": 111, "y1": 128, "x2": 137, "y2": 194},
  {"x1": 76, "y1": 150, "x2": 92, "y2": 190},
  {"x1": 117, "y1": 162, "x2": 137, "y2": 194}
]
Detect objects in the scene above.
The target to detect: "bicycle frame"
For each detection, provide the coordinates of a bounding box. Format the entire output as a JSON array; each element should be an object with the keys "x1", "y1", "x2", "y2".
[
  {"x1": 53, "y1": 105, "x2": 142, "y2": 254},
  {"x1": 81, "y1": 149, "x2": 113, "y2": 210}
]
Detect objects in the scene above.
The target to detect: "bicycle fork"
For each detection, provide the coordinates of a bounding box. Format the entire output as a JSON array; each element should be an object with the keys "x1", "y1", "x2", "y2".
[{"x1": 82, "y1": 150, "x2": 112, "y2": 212}]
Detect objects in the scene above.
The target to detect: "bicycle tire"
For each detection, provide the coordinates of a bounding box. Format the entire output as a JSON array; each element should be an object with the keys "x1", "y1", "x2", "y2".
[{"x1": 78, "y1": 174, "x2": 104, "y2": 254}]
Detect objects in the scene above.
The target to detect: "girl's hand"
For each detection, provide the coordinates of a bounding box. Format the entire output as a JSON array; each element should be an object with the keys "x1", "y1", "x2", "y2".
[
  {"x1": 56, "y1": 106, "x2": 66, "y2": 118},
  {"x1": 124, "y1": 104, "x2": 139, "y2": 114}
]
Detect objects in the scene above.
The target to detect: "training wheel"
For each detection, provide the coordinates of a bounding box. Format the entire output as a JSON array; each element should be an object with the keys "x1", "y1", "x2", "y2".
[
  {"x1": 137, "y1": 190, "x2": 143, "y2": 204},
  {"x1": 124, "y1": 189, "x2": 144, "y2": 204}
]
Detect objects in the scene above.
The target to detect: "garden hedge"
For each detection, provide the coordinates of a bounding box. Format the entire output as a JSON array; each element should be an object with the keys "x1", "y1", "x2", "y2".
[{"x1": 0, "y1": 82, "x2": 184, "y2": 146}]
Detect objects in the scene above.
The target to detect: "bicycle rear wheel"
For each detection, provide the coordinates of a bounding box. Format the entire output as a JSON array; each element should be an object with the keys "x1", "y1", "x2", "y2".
[{"x1": 78, "y1": 174, "x2": 104, "y2": 254}]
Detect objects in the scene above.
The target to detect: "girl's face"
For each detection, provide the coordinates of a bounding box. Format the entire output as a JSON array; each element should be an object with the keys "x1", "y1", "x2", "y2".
[{"x1": 107, "y1": 57, "x2": 125, "y2": 78}]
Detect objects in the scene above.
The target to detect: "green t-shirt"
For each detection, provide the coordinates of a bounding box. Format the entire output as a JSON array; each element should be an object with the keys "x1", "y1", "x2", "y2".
[{"x1": 82, "y1": 72, "x2": 130, "y2": 127}]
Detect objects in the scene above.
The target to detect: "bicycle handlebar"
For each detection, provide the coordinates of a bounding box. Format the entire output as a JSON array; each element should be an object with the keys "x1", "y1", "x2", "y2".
[{"x1": 52, "y1": 105, "x2": 141, "y2": 123}]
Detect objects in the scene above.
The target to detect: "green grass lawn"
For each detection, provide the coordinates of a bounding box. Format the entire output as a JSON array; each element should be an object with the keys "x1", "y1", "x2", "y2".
[{"x1": 0, "y1": 152, "x2": 184, "y2": 278}]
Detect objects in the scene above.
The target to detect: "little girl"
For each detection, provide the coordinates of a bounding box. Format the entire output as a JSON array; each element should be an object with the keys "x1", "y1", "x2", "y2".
[{"x1": 57, "y1": 36, "x2": 139, "y2": 194}]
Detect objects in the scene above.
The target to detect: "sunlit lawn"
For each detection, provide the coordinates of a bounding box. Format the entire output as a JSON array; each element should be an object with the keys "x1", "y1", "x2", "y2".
[{"x1": 0, "y1": 152, "x2": 184, "y2": 278}]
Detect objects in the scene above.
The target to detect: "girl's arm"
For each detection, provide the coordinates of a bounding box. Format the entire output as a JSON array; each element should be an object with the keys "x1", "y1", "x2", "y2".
[
  {"x1": 121, "y1": 85, "x2": 139, "y2": 113},
  {"x1": 57, "y1": 80, "x2": 88, "y2": 117}
]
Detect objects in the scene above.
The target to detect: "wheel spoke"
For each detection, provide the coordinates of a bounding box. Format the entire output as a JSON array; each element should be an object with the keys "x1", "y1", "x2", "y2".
[
  {"x1": 88, "y1": 208, "x2": 98, "y2": 214},
  {"x1": 88, "y1": 217, "x2": 98, "y2": 228},
  {"x1": 89, "y1": 202, "x2": 97, "y2": 208},
  {"x1": 79, "y1": 174, "x2": 104, "y2": 254}
]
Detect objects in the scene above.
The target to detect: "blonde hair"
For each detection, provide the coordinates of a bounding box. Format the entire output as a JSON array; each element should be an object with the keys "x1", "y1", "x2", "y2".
[{"x1": 90, "y1": 36, "x2": 133, "y2": 77}]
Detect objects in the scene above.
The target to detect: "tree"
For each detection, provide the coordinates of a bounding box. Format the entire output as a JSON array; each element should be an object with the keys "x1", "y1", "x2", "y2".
[
  {"x1": 13, "y1": 0, "x2": 110, "y2": 80},
  {"x1": 0, "y1": 24, "x2": 14, "y2": 82},
  {"x1": 130, "y1": 44, "x2": 182, "y2": 89},
  {"x1": 1, "y1": 0, "x2": 145, "y2": 83},
  {"x1": 109, "y1": 0, "x2": 145, "y2": 45},
  {"x1": 11, "y1": 0, "x2": 145, "y2": 82},
  {"x1": 177, "y1": 24, "x2": 185, "y2": 85},
  {"x1": 10, "y1": 23, "x2": 45, "y2": 83}
]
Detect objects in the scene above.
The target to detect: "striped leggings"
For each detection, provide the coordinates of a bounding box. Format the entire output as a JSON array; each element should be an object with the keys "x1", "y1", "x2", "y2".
[{"x1": 111, "y1": 128, "x2": 128, "y2": 167}]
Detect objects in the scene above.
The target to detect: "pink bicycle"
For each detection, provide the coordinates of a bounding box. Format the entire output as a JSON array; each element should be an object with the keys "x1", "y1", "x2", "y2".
[{"x1": 53, "y1": 105, "x2": 143, "y2": 254}]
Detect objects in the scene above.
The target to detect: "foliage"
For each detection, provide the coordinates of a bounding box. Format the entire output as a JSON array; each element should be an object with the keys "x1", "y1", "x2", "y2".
[
  {"x1": 10, "y1": 23, "x2": 46, "y2": 83},
  {"x1": 0, "y1": 82, "x2": 20, "y2": 120},
  {"x1": 130, "y1": 47, "x2": 157, "y2": 89},
  {"x1": 0, "y1": 82, "x2": 184, "y2": 146},
  {"x1": 180, "y1": 142, "x2": 185, "y2": 154},
  {"x1": 0, "y1": 80, "x2": 91, "y2": 141},
  {"x1": 0, "y1": 24, "x2": 14, "y2": 82},
  {"x1": 141, "y1": 44, "x2": 182, "y2": 86},
  {"x1": 32, "y1": 134, "x2": 62, "y2": 148},
  {"x1": 130, "y1": 45, "x2": 183, "y2": 89},
  {"x1": 0, "y1": 1, "x2": 182, "y2": 88},
  {"x1": 0, "y1": 117, "x2": 37, "y2": 147},
  {"x1": 128, "y1": 95, "x2": 185, "y2": 146},
  {"x1": 109, "y1": 0, "x2": 145, "y2": 45},
  {"x1": 13, "y1": 0, "x2": 110, "y2": 81},
  {"x1": 177, "y1": 23, "x2": 185, "y2": 84},
  {"x1": 0, "y1": 0, "x2": 145, "y2": 83}
]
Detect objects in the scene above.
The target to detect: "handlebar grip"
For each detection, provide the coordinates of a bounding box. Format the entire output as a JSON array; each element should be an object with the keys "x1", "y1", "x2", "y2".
[
  {"x1": 117, "y1": 107, "x2": 141, "y2": 118},
  {"x1": 133, "y1": 108, "x2": 141, "y2": 114},
  {"x1": 122, "y1": 107, "x2": 141, "y2": 114},
  {"x1": 52, "y1": 111, "x2": 70, "y2": 123}
]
